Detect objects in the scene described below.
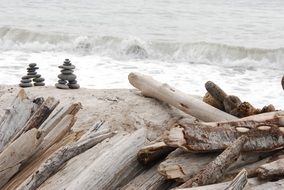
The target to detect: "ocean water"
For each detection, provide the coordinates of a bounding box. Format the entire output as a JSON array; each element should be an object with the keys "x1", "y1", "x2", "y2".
[{"x1": 0, "y1": 0, "x2": 283, "y2": 108}]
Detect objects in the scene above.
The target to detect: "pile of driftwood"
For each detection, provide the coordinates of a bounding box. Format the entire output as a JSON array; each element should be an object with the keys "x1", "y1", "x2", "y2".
[
  {"x1": 0, "y1": 72, "x2": 284, "y2": 190},
  {"x1": 129, "y1": 72, "x2": 284, "y2": 190}
]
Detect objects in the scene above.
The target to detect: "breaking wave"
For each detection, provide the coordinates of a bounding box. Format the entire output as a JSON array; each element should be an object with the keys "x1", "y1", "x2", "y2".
[{"x1": 0, "y1": 27, "x2": 283, "y2": 68}]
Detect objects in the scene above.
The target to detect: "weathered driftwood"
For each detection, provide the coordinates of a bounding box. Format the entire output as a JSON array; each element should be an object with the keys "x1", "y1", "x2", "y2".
[
  {"x1": 0, "y1": 129, "x2": 43, "y2": 188},
  {"x1": 11, "y1": 97, "x2": 60, "y2": 142},
  {"x1": 202, "y1": 92, "x2": 224, "y2": 111},
  {"x1": 282, "y1": 76, "x2": 284, "y2": 90},
  {"x1": 0, "y1": 89, "x2": 39, "y2": 152},
  {"x1": 121, "y1": 162, "x2": 174, "y2": 190},
  {"x1": 205, "y1": 81, "x2": 275, "y2": 117},
  {"x1": 158, "y1": 149, "x2": 218, "y2": 182},
  {"x1": 257, "y1": 157, "x2": 284, "y2": 180},
  {"x1": 17, "y1": 124, "x2": 116, "y2": 190},
  {"x1": 164, "y1": 118, "x2": 284, "y2": 152},
  {"x1": 35, "y1": 114, "x2": 77, "y2": 156},
  {"x1": 39, "y1": 102, "x2": 82, "y2": 137},
  {"x1": 175, "y1": 178, "x2": 262, "y2": 190},
  {"x1": 58, "y1": 128, "x2": 146, "y2": 190},
  {"x1": 128, "y1": 72, "x2": 237, "y2": 122},
  {"x1": 137, "y1": 141, "x2": 175, "y2": 165},
  {"x1": 224, "y1": 169, "x2": 248, "y2": 190},
  {"x1": 178, "y1": 136, "x2": 247, "y2": 188}
]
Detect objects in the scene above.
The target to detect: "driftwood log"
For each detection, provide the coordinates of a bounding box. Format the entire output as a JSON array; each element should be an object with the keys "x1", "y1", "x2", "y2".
[
  {"x1": 11, "y1": 97, "x2": 60, "y2": 142},
  {"x1": 0, "y1": 129, "x2": 43, "y2": 188},
  {"x1": 128, "y1": 72, "x2": 237, "y2": 122},
  {"x1": 17, "y1": 123, "x2": 116, "y2": 190},
  {"x1": 164, "y1": 118, "x2": 284, "y2": 152},
  {"x1": 224, "y1": 169, "x2": 248, "y2": 190},
  {"x1": 205, "y1": 81, "x2": 275, "y2": 117},
  {"x1": 121, "y1": 162, "x2": 175, "y2": 190},
  {"x1": 137, "y1": 142, "x2": 176, "y2": 165},
  {"x1": 257, "y1": 157, "x2": 284, "y2": 180},
  {"x1": 179, "y1": 136, "x2": 247, "y2": 188},
  {"x1": 0, "y1": 89, "x2": 39, "y2": 152}
]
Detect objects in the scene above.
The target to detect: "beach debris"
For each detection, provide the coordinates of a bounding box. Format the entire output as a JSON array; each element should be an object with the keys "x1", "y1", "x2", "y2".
[
  {"x1": 204, "y1": 81, "x2": 275, "y2": 117},
  {"x1": 282, "y1": 76, "x2": 284, "y2": 90},
  {"x1": 128, "y1": 72, "x2": 237, "y2": 122},
  {"x1": 55, "y1": 59, "x2": 80, "y2": 89},
  {"x1": 19, "y1": 63, "x2": 45, "y2": 88}
]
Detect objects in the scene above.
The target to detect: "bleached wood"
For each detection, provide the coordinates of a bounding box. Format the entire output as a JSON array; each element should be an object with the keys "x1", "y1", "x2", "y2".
[
  {"x1": 63, "y1": 128, "x2": 146, "y2": 190},
  {"x1": 35, "y1": 114, "x2": 76, "y2": 156},
  {"x1": 121, "y1": 162, "x2": 174, "y2": 190},
  {"x1": 257, "y1": 157, "x2": 284, "y2": 180},
  {"x1": 17, "y1": 126, "x2": 116, "y2": 190},
  {"x1": 0, "y1": 89, "x2": 38, "y2": 152},
  {"x1": 11, "y1": 97, "x2": 60, "y2": 142},
  {"x1": 179, "y1": 136, "x2": 247, "y2": 188},
  {"x1": 225, "y1": 169, "x2": 248, "y2": 190},
  {"x1": 39, "y1": 102, "x2": 82, "y2": 137},
  {"x1": 0, "y1": 129, "x2": 43, "y2": 188},
  {"x1": 128, "y1": 72, "x2": 237, "y2": 122}
]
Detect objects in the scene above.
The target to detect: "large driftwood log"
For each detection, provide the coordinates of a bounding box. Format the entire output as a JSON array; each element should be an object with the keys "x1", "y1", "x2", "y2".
[
  {"x1": 137, "y1": 141, "x2": 175, "y2": 165},
  {"x1": 11, "y1": 97, "x2": 60, "y2": 142},
  {"x1": 39, "y1": 102, "x2": 82, "y2": 136},
  {"x1": 121, "y1": 162, "x2": 174, "y2": 190},
  {"x1": 0, "y1": 129, "x2": 43, "y2": 188},
  {"x1": 35, "y1": 114, "x2": 77, "y2": 156},
  {"x1": 128, "y1": 72, "x2": 237, "y2": 122},
  {"x1": 224, "y1": 169, "x2": 248, "y2": 190},
  {"x1": 0, "y1": 89, "x2": 39, "y2": 152},
  {"x1": 60, "y1": 128, "x2": 146, "y2": 190},
  {"x1": 257, "y1": 157, "x2": 284, "y2": 180},
  {"x1": 164, "y1": 118, "x2": 284, "y2": 152},
  {"x1": 158, "y1": 149, "x2": 218, "y2": 182},
  {"x1": 17, "y1": 124, "x2": 116, "y2": 190},
  {"x1": 179, "y1": 136, "x2": 247, "y2": 188}
]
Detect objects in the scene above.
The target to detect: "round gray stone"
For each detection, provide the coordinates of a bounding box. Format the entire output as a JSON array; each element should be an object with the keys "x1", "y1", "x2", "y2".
[
  {"x1": 29, "y1": 63, "x2": 37, "y2": 67},
  {"x1": 33, "y1": 77, "x2": 45, "y2": 82},
  {"x1": 58, "y1": 74, "x2": 76, "y2": 81},
  {"x1": 68, "y1": 83, "x2": 80, "y2": 89},
  {"x1": 19, "y1": 83, "x2": 32, "y2": 88},
  {"x1": 27, "y1": 68, "x2": 36, "y2": 72},
  {"x1": 61, "y1": 69, "x2": 74, "y2": 74},
  {"x1": 68, "y1": 80, "x2": 77, "y2": 84},
  {"x1": 34, "y1": 74, "x2": 41, "y2": 78},
  {"x1": 55, "y1": 83, "x2": 69, "y2": 89},
  {"x1": 22, "y1": 75, "x2": 33, "y2": 79},
  {"x1": 58, "y1": 79, "x2": 67, "y2": 84},
  {"x1": 59, "y1": 65, "x2": 75, "y2": 70},
  {"x1": 21, "y1": 79, "x2": 32, "y2": 83},
  {"x1": 28, "y1": 72, "x2": 37, "y2": 75},
  {"x1": 34, "y1": 82, "x2": 45, "y2": 86}
]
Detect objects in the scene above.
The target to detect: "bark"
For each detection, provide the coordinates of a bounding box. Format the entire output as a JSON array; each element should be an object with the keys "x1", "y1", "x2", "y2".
[
  {"x1": 224, "y1": 169, "x2": 247, "y2": 190},
  {"x1": 11, "y1": 97, "x2": 60, "y2": 142},
  {"x1": 128, "y1": 72, "x2": 237, "y2": 122},
  {"x1": 137, "y1": 141, "x2": 175, "y2": 165},
  {"x1": 0, "y1": 89, "x2": 39, "y2": 152},
  {"x1": 179, "y1": 136, "x2": 248, "y2": 188},
  {"x1": 17, "y1": 127, "x2": 116, "y2": 190},
  {"x1": 164, "y1": 118, "x2": 284, "y2": 152},
  {"x1": 0, "y1": 129, "x2": 43, "y2": 188},
  {"x1": 257, "y1": 157, "x2": 284, "y2": 180}
]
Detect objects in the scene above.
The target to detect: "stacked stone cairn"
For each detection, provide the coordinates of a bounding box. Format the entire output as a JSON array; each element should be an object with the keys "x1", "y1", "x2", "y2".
[
  {"x1": 55, "y1": 59, "x2": 80, "y2": 89},
  {"x1": 19, "y1": 63, "x2": 45, "y2": 88}
]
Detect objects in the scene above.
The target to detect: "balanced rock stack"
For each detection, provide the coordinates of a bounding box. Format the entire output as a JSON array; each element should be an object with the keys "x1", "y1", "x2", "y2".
[
  {"x1": 19, "y1": 63, "x2": 45, "y2": 88},
  {"x1": 55, "y1": 59, "x2": 80, "y2": 89}
]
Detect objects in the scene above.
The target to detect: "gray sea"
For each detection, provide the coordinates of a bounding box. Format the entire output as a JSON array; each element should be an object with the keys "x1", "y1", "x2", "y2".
[{"x1": 0, "y1": 0, "x2": 283, "y2": 107}]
